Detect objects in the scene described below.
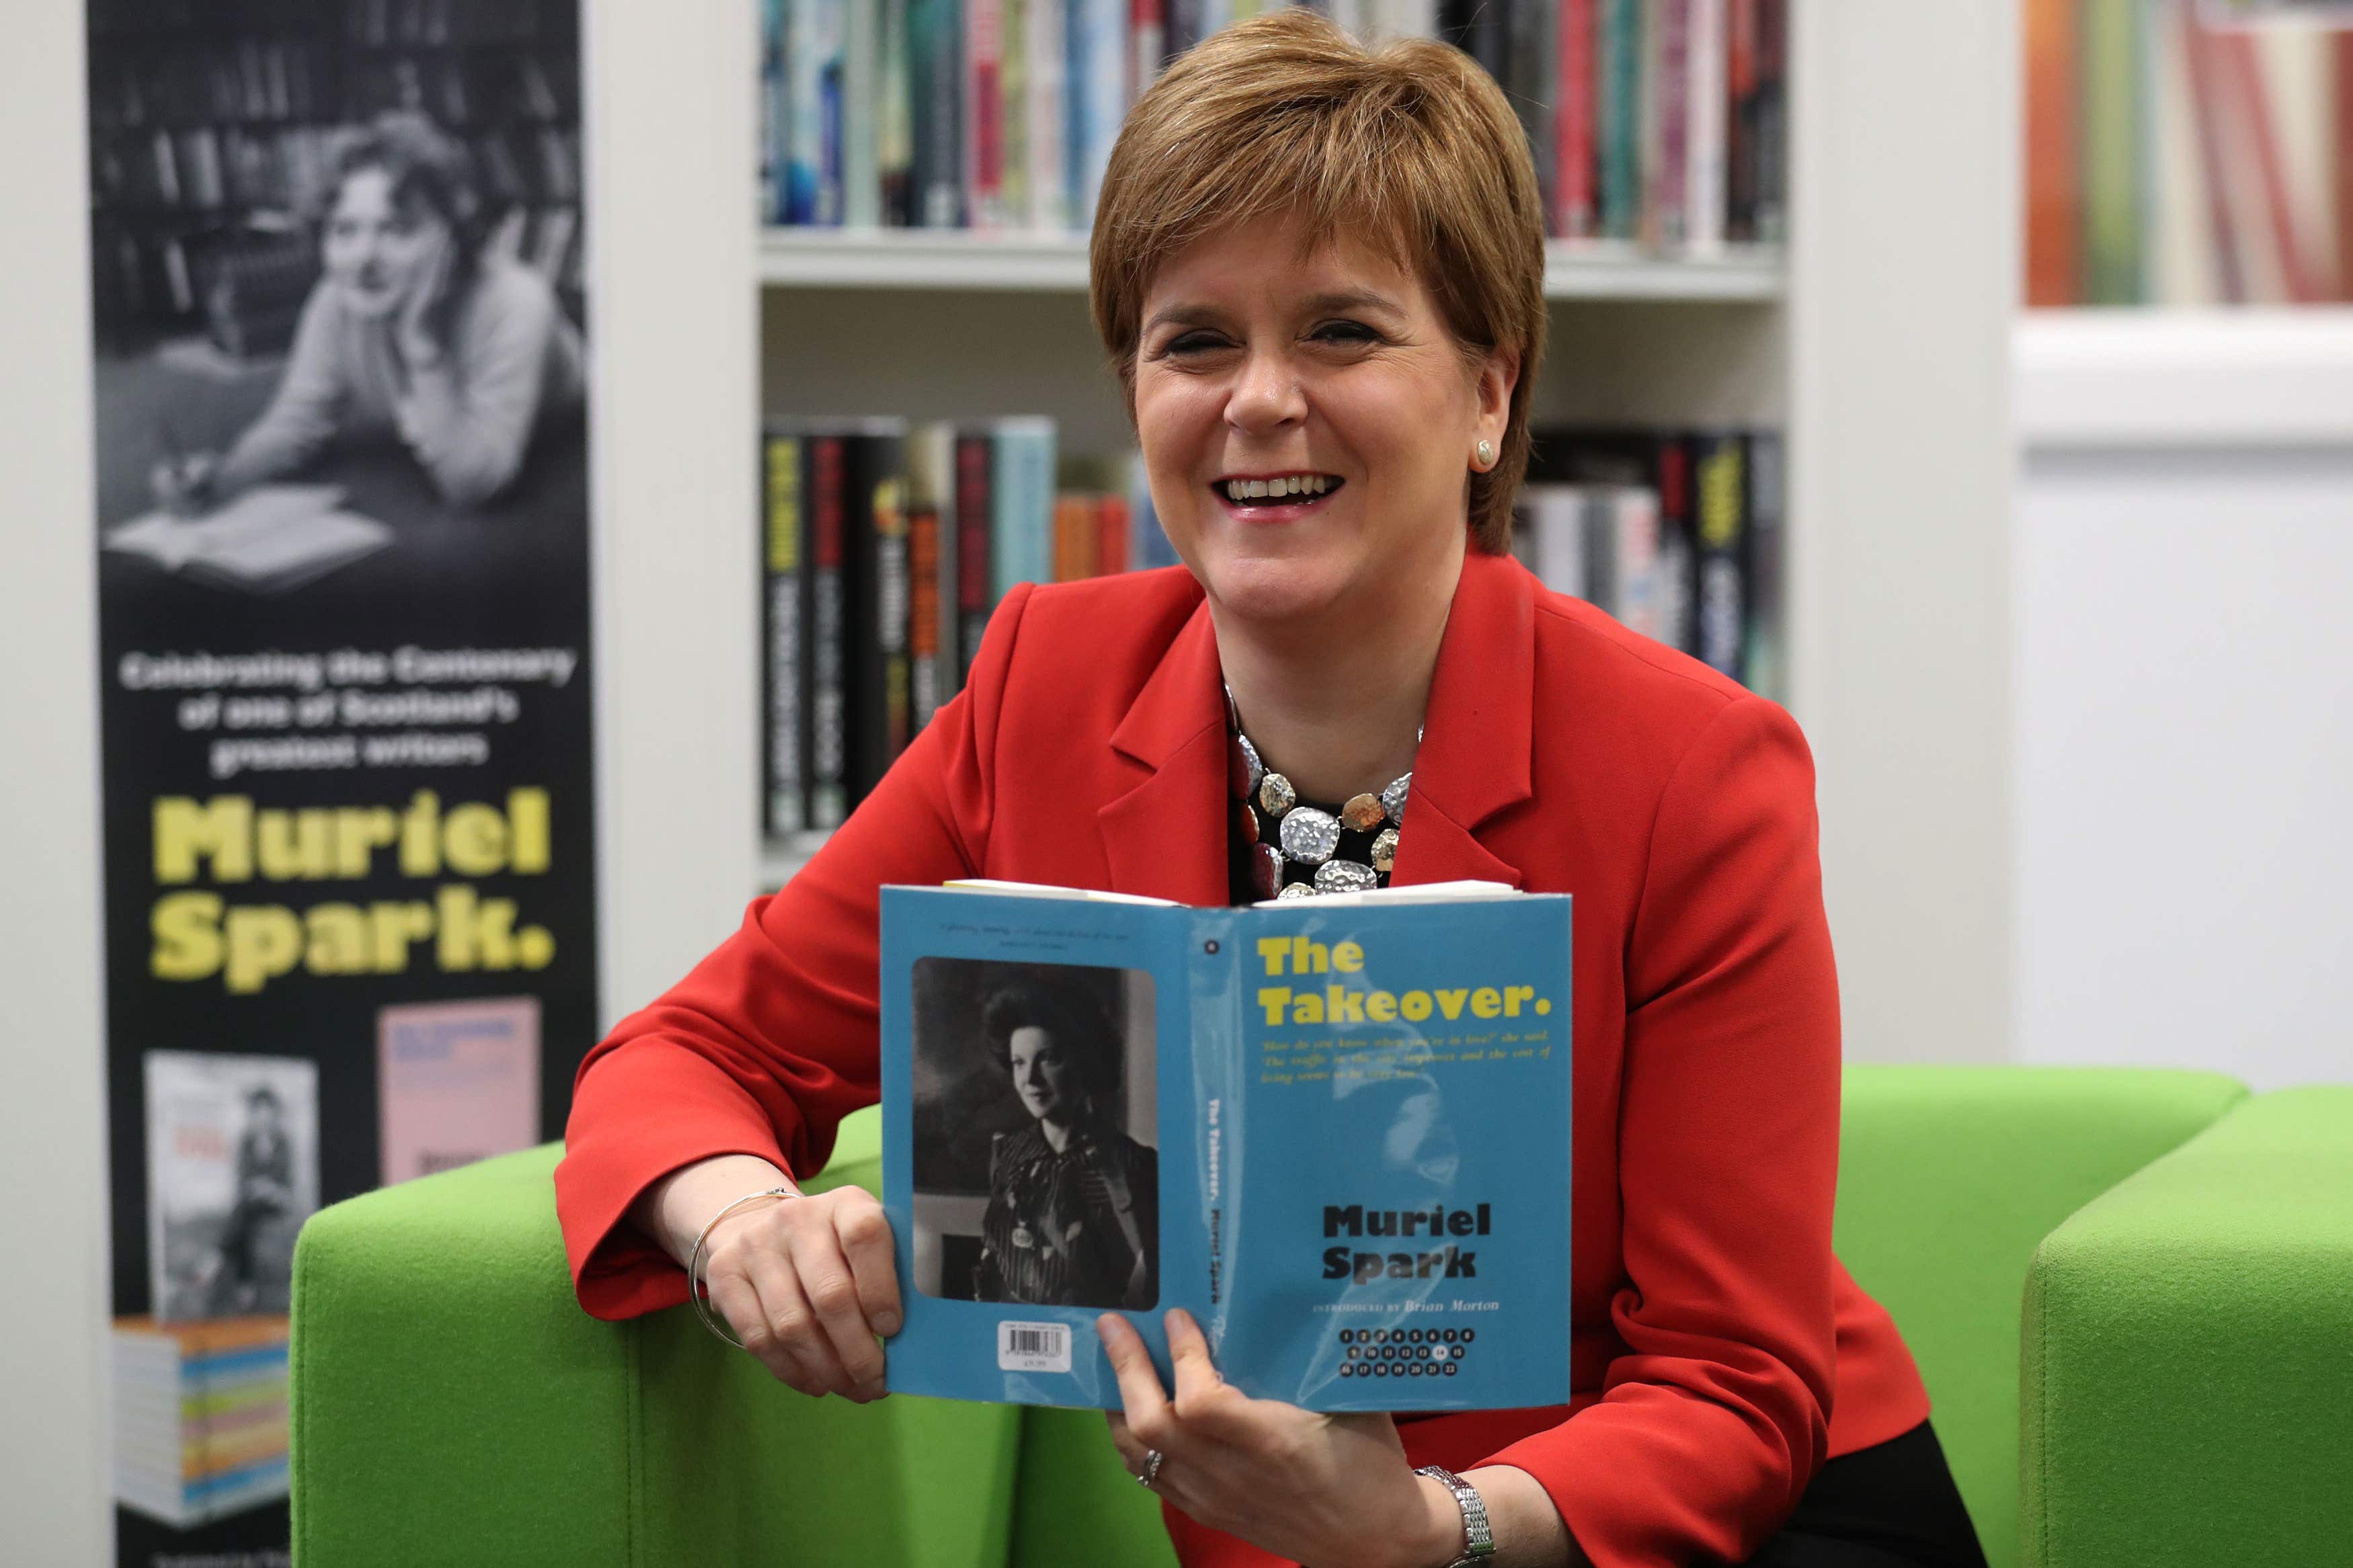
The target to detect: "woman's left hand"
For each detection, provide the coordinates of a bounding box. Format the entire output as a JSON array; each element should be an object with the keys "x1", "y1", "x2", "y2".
[
  {"x1": 395, "y1": 229, "x2": 456, "y2": 370},
  {"x1": 1100, "y1": 1309, "x2": 1458, "y2": 1568}
]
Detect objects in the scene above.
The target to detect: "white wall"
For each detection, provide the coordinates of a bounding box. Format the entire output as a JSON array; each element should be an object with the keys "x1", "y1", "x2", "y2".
[
  {"x1": 0, "y1": 0, "x2": 110, "y2": 1557},
  {"x1": 2014, "y1": 312, "x2": 2353, "y2": 1091},
  {"x1": 2016, "y1": 446, "x2": 2353, "y2": 1090}
]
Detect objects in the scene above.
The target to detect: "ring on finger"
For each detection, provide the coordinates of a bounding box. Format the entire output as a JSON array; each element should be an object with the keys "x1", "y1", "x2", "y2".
[{"x1": 1136, "y1": 1448, "x2": 1165, "y2": 1489}]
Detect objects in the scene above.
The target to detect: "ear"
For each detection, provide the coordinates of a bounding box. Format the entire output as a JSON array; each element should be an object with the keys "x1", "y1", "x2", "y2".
[{"x1": 1474, "y1": 346, "x2": 1520, "y2": 458}]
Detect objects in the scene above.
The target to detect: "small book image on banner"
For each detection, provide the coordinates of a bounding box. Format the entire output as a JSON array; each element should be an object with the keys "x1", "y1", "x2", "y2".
[
  {"x1": 143, "y1": 1051, "x2": 319, "y2": 1325},
  {"x1": 378, "y1": 995, "x2": 543, "y2": 1186}
]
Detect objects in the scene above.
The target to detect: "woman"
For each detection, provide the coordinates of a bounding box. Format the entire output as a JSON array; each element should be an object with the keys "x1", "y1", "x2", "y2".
[
  {"x1": 152, "y1": 112, "x2": 584, "y2": 513},
  {"x1": 556, "y1": 15, "x2": 1986, "y2": 1568},
  {"x1": 968, "y1": 983, "x2": 1158, "y2": 1311}
]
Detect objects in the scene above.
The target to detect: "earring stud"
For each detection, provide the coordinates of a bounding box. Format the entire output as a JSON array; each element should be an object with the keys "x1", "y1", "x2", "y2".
[{"x1": 1476, "y1": 440, "x2": 1494, "y2": 468}]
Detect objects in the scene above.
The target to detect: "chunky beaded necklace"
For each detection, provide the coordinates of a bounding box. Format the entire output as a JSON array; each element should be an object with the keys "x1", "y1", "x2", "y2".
[{"x1": 1225, "y1": 685, "x2": 1415, "y2": 900}]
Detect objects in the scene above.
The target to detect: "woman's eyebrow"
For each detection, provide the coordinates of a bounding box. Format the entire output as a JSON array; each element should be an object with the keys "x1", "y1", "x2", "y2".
[{"x1": 1142, "y1": 302, "x2": 1226, "y2": 335}]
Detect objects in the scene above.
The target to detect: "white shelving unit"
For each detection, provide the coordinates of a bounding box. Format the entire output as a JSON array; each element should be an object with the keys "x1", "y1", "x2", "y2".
[
  {"x1": 740, "y1": 7, "x2": 2023, "y2": 1067},
  {"x1": 758, "y1": 228, "x2": 1788, "y2": 300}
]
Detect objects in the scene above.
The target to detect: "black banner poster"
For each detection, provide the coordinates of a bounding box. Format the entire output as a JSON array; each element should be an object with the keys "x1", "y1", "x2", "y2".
[{"x1": 87, "y1": 3, "x2": 594, "y2": 1562}]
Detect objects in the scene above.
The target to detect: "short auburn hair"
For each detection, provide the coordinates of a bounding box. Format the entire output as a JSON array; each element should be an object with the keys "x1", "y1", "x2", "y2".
[{"x1": 1090, "y1": 9, "x2": 1548, "y2": 554}]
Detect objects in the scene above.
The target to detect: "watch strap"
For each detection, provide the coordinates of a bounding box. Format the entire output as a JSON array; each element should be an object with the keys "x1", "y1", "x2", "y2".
[{"x1": 1413, "y1": 1464, "x2": 1496, "y2": 1565}]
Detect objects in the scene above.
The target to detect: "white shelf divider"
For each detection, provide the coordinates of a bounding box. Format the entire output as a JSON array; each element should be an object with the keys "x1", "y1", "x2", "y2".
[
  {"x1": 758, "y1": 227, "x2": 1786, "y2": 300},
  {"x1": 2016, "y1": 307, "x2": 2353, "y2": 450}
]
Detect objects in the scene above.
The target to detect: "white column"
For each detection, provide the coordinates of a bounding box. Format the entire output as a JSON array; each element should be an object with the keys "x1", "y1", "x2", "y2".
[
  {"x1": 1788, "y1": 2, "x2": 2021, "y2": 1063},
  {"x1": 0, "y1": 0, "x2": 111, "y2": 1557},
  {"x1": 587, "y1": 0, "x2": 763, "y2": 1020}
]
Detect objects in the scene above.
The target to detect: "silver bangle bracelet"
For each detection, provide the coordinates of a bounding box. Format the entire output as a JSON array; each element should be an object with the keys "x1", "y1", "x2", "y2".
[{"x1": 686, "y1": 1186, "x2": 799, "y2": 1349}]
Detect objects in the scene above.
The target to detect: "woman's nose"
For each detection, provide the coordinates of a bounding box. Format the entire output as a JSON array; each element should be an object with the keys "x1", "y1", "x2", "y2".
[{"x1": 1224, "y1": 349, "x2": 1306, "y2": 434}]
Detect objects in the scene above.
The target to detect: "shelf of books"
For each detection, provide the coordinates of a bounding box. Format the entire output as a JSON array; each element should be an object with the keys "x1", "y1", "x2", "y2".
[
  {"x1": 756, "y1": 229, "x2": 1786, "y2": 299},
  {"x1": 751, "y1": 5, "x2": 1798, "y2": 891}
]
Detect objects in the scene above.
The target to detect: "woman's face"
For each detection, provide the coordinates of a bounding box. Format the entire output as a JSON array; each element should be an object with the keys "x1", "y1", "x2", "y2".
[
  {"x1": 1132, "y1": 218, "x2": 1515, "y2": 629},
  {"x1": 1007, "y1": 1026, "x2": 1082, "y2": 1124},
  {"x1": 322, "y1": 167, "x2": 446, "y2": 319}
]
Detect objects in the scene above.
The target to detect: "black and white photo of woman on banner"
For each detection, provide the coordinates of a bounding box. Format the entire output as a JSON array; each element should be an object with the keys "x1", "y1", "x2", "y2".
[
  {"x1": 910, "y1": 959, "x2": 1162, "y2": 1312},
  {"x1": 90, "y1": 0, "x2": 586, "y2": 595}
]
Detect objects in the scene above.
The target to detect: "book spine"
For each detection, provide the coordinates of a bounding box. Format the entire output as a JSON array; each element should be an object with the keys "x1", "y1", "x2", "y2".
[
  {"x1": 808, "y1": 435, "x2": 850, "y2": 829},
  {"x1": 1001, "y1": 0, "x2": 1030, "y2": 224},
  {"x1": 1740, "y1": 429, "x2": 1784, "y2": 703},
  {"x1": 1652, "y1": 436, "x2": 1693, "y2": 654},
  {"x1": 1028, "y1": 0, "x2": 1069, "y2": 230},
  {"x1": 1689, "y1": 431, "x2": 1744, "y2": 679},
  {"x1": 1683, "y1": 0, "x2": 1723, "y2": 255},
  {"x1": 1133, "y1": 0, "x2": 1166, "y2": 99},
  {"x1": 2338, "y1": 32, "x2": 2353, "y2": 301},
  {"x1": 1507, "y1": 0, "x2": 1556, "y2": 226},
  {"x1": 762, "y1": 0, "x2": 789, "y2": 222},
  {"x1": 1524, "y1": 485, "x2": 1587, "y2": 600},
  {"x1": 1072, "y1": 0, "x2": 1128, "y2": 230},
  {"x1": 1599, "y1": 0, "x2": 1642, "y2": 241},
  {"x1": 955, "y1": 432, "x2": 996, "y2": 682},
  {"x1": 818, "y1": 0, "x2": 848, "y2": 224},
  {"x1": 1752, "y1": 0, "x2": 1785, "y2": 244},
  {"x1": 1130, "y1": 460, "x2": 1176, "y2": 569},
  {"x1": 910, "y1": 0, "x2": 965, "y2": 227},
  {"x1": 2024, "y1": 0, "x2": 2081, "y2": 304},
  {"x1": 1580, "y1": 488, "x2": 1618, "y2": 619},
  {"x1": 762, "y1": 431, "x2": 808, "y2": 838},
  {"x1": 785, "y1": 0, "x2": 825, "y2": 222},
  {"x1": 875, "y1": 430, "x2": 908, "y2": 790},
  {"x1": 1164, "y1": 0, "x2": 1203, "y2": 60},
  {"x1": 1650, "y1": 0, "x2": 1690, "y2": 249},
  {"x1": 2081, "y1": 0, "x2": 2145, "y2": 304},
  {"x1": 1556, "y1": 0, "x2": 1597, "y2": 239},
  {"x1": 909, "y1": 489, "x2": 944, "y2": 730},
  {"x1": 992, "y1": 421, "x2": 1058, "y2": 596},
  {"x1": 879, "y1": 0, "x2": 916, "y2": 224},
  {"x1": 1440, "y1": 0, "x2": 1508, "y2": 79},
  {"x1": 965, "y1": 0, "x2": 1006, "y2": 230},
  {"x1": 1724, "y1": 0, "x2": 1756, "y2": 241},
  {"x1": 1053, "y1": 493, "x2": 1095, "y2": 581},
  {"x1": 1613, "y1": 486, "x2": 1662, "y2": 643},
  {"x1": 844, "y1": 0, "x2": 881, "y2": 227}
]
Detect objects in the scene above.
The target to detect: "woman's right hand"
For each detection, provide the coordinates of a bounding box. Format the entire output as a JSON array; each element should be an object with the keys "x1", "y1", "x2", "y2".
[
  {"x1": 639, "y1": 1153, "x2": 903, "y2": 1401},
  {"x1": 149, "y1": 452, "x2": 221, "y2": 515}
]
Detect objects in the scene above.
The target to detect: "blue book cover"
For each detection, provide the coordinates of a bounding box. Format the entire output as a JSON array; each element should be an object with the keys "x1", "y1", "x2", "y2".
[{"x1": 880, "y1": 881, "x2": 1572, "y2": 1411}]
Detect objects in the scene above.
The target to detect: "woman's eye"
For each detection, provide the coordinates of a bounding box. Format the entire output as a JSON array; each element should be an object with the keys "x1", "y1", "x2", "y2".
[
  {"x1": 1312, "y1": 320, "x2": 1379, "y2": 345},
  {"x1": 1164, "y1": 331, "x2": 1227, "y2": 356}
]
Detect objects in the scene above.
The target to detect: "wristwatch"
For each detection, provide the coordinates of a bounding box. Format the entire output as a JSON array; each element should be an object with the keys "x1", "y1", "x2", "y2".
[{"x1": 1413, "y1": 1464, "x2": 1496, "y2": 1566}]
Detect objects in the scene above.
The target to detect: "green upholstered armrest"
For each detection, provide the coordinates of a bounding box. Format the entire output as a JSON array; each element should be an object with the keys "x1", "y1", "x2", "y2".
[
  {"x1": 290, "y1": 1106, "x2": 1020, "y2": 1567},
  {"x1": 2022, "y1": 1087, "x2": 2353, "y2": 1568},
  {"x1": 1833, "y1": 1066, "x2": 2245, "y2": 1568}
]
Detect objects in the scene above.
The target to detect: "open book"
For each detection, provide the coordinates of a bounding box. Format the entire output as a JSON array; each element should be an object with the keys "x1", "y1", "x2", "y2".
[
  {"x1": 879, "y1": 878, "x2": 1572, "y2": 1412},
  {"x1": 106, "y1": 484, "x2": 392, "y2": 593}
]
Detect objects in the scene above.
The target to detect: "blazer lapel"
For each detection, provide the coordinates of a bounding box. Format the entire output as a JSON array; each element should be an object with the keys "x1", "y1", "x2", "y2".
[
  {"x1": 1098, "y1": 597, "x2": 1232, "y2": 906},
  {"x1": 1391, "y1": 551, "x2": 1536, "y2": 891},
  {"x1": 1094, "y1": 551, "x2": 1537, "y2": 904}
]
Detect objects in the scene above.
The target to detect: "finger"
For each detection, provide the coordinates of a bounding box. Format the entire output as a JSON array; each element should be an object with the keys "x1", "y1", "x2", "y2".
[
  {"x1": 744, "y1": 1247, "x2": 854, "y2": 1397},
  {"x1": 1164, "y1": 1308, "x2": 1232, "y2": 1420},
  {"x1": 705, "y1": 1262, "x2": 817, "y2": 1395},
  {"x1": 787, "y1": 1222, "x2": 889, "y2": 1397},
  {"x1": 830, "y1": 1198, "x2": 904, "y2": 1337},
  {"x1": 1103, "y1": 1411, "x2": 1150, "y2": 1473},
  {"x1": 1096, "y1": 1313, "x2": 1173, "y2": 1441}
]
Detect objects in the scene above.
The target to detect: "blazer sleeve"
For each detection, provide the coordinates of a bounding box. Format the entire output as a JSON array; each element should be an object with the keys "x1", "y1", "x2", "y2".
[
  {"x1": 1480, "y1": 695, "x2": 1843, "y2": 1568},
  {"x1": 553, "y1": 583, "x2": 1035, "y2": 1320}
]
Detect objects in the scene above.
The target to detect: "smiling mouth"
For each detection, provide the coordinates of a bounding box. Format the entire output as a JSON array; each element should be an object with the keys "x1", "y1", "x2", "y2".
[{"x1": 1214, "y1": 473, "x2": 1345, "y2": 513}]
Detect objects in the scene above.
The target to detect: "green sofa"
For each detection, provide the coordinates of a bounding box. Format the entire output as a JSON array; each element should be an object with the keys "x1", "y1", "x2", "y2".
[{"x1": 288, "y1": 1067, "x2": 2353, "y2": 1566}]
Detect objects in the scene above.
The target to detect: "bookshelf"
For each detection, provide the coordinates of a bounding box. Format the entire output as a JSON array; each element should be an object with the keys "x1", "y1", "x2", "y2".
[{"x1": 729, "y1": 5, "x2": 2023, "y2": 1067}]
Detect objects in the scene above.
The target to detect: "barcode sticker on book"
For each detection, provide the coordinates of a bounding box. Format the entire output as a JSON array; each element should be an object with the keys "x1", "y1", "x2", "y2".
[{"x1": 998, "y1": 1320, "x2": 1072, "y2": 1373}]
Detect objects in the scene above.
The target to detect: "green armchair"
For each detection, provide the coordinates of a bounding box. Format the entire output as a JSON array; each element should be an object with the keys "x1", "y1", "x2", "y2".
[{"x1": 288, "y1": 1067, "x2": 2353, "y2": 1567}]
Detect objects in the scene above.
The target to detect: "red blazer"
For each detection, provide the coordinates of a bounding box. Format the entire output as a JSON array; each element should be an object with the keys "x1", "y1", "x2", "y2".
[{"x1": 555, "y1": 550, "x2": 1930, "y2": 1568}]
